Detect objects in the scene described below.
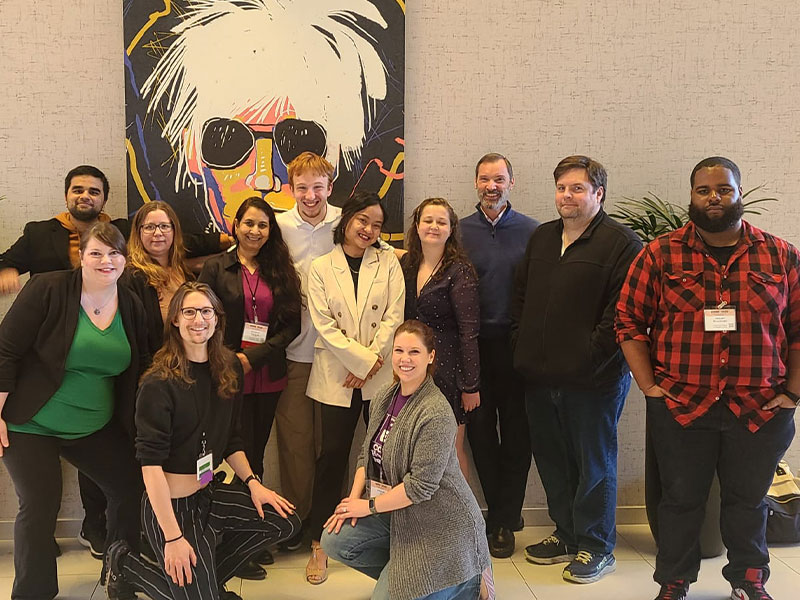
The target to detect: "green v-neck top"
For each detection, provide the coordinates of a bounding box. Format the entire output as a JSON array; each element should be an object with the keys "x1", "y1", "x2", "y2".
[{"x1": 8, "y1": 308, "x2": 131, "y2": 439}]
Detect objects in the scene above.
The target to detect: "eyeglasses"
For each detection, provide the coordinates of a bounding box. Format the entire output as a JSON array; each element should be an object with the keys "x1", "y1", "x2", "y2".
[
  {"x1": 180, "y1": 307, "x2": 216, "y2": 320},
  {"x1": 200, "y1": 117, "x2": 327, "y2": 170},
  {"x1": 140, "y1": 223, "x2": 174, "y2": 234}
]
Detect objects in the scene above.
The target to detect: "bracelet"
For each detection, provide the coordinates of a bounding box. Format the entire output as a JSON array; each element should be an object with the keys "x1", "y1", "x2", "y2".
[
  {"x1": 164, "y1": 534, "x2": 183, "y2": 544},
  {"x1": 783, "y1": 389, "x2": 800, "y2": 407},
  {"x1": 369, "y1": 497, "x2": 379, "y2": 515}
]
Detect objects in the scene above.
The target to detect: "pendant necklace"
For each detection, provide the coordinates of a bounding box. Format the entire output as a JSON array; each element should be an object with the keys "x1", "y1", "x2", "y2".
[{"x1": 83, "y1": 290, "x2": 116, "y2": 315}]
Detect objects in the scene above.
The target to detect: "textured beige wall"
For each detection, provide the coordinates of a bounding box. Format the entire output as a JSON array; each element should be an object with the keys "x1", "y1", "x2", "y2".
[{"x1": 1, "y1": 0, "x2": 799, "y2": 526}]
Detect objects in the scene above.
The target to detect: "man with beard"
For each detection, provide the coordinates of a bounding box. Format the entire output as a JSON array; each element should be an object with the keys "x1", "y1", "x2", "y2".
[
  {"x1": 512, "y1": 155, "x2": 641, "y2": 583},
  {"x1": 616, "y1": 156, "x2": 799, "y2": 600},
  {"x1": 461, "y1": 153, "x2": 538, "y2": 558}
]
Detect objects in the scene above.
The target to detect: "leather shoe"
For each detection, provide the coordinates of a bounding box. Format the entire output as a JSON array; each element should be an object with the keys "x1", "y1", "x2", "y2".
[
  {"x1": 254, "y1": 548, "x2": 274, "y2": 565},
  {"x1": 487, "y1": 526, "x2": 515, "y2": 559},
  {"x1": 513, "y1": 516, "x2": 525, "y2": 532},
  {"x1": 234, "y1": 560, "x2": 266, "y2": 580}
]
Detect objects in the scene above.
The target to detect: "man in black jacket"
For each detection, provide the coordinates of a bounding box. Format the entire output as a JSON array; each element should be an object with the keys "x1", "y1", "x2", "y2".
[{"x1": 511, "y1": 155, "x2": 641, "y2": 584}]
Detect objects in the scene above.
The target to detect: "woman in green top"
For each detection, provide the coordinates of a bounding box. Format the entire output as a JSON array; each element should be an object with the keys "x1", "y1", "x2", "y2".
[{"x1": 0, "y1": 222, "x2": 148, "y2": 600}]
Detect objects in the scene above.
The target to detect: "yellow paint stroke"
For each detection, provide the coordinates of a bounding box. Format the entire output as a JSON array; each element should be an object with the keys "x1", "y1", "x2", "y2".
[
  {"x1": 378, "y1": 151, "x2": 404, "y2": 199},
  {"x1": 381, "y1": 232, "x2": 404, "y2": 242},
  {"x1": 126, "y1": 138, "x2": 154, "y2": 204},
  {"x1": 127, "y1": 1, "x2": 173, "y2": 56},
  {"x1": 396, "y1": 0, "x2": 406, "y2": 13}
]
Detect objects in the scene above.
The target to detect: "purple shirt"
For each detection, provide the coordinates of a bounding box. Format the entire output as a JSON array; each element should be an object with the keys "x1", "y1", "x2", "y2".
[
  {"x1": 241, "y1": 268, "x2": 287, "y2": 394},
  {"x1": 370, "y1": 390, "x2": 410, "y2": 481}
]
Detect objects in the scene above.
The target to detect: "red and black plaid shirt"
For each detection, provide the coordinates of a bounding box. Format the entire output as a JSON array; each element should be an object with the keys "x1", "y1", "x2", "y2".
[{"x1": 615, "y1": 221, "x2": 800, "y2": 432}]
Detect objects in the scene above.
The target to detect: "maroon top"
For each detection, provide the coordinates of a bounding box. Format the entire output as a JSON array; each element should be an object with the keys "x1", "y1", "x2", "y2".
[{"x1": 241, "y1": 268, "x2": 287, "y2": 394}]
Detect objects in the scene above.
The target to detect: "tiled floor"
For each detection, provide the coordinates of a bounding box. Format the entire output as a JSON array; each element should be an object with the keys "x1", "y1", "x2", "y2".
[{"x1": 2, "y1": 526, "x2": 800, "y2": 599}]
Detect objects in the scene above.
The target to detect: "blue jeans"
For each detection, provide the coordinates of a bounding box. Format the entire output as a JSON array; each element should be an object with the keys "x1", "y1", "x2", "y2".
[
  {"x1": 525, "y1": 375, "x2": 630, "y2": 554},
  {"x1": 322, "y1": 513, "x2": 482, "y2": 600}
]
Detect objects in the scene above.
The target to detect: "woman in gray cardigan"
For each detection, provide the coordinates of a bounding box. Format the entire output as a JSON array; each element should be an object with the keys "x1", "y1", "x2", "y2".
[{"x1": 321, "y1": 319, "x2": 491, "y2": 600}]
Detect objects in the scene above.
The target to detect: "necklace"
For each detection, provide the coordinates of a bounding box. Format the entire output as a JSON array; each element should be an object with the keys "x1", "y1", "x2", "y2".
[{"x1": 82, "y1": 289, "x2": 117, "y2": 315}]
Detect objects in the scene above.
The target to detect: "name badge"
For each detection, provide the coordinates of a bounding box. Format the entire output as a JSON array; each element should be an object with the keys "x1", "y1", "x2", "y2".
[
  {"x1": 197, "y1": 453, "x2": 214, "y2": 485},
  {"x1": 368, "y1": 479, "x2": 391, "y2": 498},
  {"x1": 704, "y1": 306, "x2": 736, "y2": 332},
  {"x1": 241, "y1": 322, "x2": 268, "y2": 346}
]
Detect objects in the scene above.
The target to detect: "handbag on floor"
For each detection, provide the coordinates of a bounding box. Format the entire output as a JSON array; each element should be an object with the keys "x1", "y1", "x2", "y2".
[{"x1": 765, "y1": 460, "x2": 800, "y2": 544}]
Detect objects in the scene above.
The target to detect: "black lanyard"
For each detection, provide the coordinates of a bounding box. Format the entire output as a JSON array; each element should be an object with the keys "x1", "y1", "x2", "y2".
[{"x1": 241, "y1": 265, "x2": 261, "y2": 322}]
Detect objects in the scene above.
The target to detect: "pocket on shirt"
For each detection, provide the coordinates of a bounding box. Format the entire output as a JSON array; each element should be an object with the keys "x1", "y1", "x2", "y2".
[
  {"x1": 747, "y1": 271, "x2": 785, "y2": 313},
  {"x1": 662, "y1": 271, "x2": 704, "y2": 312}
]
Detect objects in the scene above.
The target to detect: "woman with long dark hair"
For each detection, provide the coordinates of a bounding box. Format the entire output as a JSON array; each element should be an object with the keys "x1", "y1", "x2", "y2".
[
  {"x1": 103, "y1": 282, "x2": 300, "y2": 600},
  {"x1": 303, "y1": 191, "x2": 405, "y2": 584},
  {"x1": 401, "y1": 197, "x2": 480, "y2": 476},
  {"x1": 199, "y1": 196, "x2": 301, "y2": 573},
  {"x1": 0, "y1": 222, "x2": 147, "y2": 600},
  {"x1": 321, "y1": 320, "x2": 491, "y2": 600}
]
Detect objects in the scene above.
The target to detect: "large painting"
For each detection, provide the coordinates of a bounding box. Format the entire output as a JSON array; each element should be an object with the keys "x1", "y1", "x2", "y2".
[{"x1": 123, "y1": 0, "x2": 405, "y2": 240}]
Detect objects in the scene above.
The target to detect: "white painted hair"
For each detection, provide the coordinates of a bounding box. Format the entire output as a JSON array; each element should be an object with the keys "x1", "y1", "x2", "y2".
[{"x1": 141, "y1": 0, "x2": 389, "y2": 192}]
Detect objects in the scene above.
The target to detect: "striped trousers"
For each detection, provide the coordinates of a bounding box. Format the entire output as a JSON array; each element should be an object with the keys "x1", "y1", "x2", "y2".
[{"x1": 123, "y1": 480, "x2": 301, "y2": 599}]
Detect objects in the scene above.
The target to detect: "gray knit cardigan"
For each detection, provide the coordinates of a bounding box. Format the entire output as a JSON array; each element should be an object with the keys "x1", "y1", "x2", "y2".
[{"x1": 357, "y1": 376, "x2": 490, "y2": 600}]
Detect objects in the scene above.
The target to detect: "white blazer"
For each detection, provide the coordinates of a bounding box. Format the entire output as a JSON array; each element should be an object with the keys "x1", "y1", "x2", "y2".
[{"x1": 306, "y1": 244, "x2": 405, "y2": 407}]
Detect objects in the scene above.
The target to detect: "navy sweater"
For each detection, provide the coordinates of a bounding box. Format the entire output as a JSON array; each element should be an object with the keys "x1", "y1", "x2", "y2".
[{"x1": 461, "y1": 204, "x2": 539, "y2": 338}]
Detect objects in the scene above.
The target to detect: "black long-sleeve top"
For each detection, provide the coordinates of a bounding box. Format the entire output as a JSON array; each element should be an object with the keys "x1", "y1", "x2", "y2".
[{"x1": 135, "y1": 361, "x2": 244, "y2": 474}]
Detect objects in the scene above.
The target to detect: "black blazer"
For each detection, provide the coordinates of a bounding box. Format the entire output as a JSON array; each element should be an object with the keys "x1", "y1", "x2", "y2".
[
  {"x1": 198, "y1": 249, "x2": 300, "y2": 382},
  {"x1": 118, "y1": 266, "x2": 191, "y2": 355},
  {"x1": 0, "y1": 216, "x2": 224, "y2": 275},
  {"x1": 0, "y1": 217, "x2": 130, "y2": 274},
  {"x1": 0, "y1": 269, "x2": 149, "y2": 439}
]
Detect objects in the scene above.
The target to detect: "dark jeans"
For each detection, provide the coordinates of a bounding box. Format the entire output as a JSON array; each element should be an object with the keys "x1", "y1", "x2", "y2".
[
  {"x1": 467, "y1": 336, "x2": 531, "y2": 529},
  {"x1": 3, "y1": 423, "x2": 142, "y2": 600},
  {"x1": 308, "y1": 389, "x2": 369, "y2": 540},
  {"x1": 123, "y1": 480, "x2": 301, "y2": 599},
  {"x1": 647, "y1": 397, "x2": 795, "y2": 585},
  {"x1": 239, "y1": 391, "x2": 280, "y2": 479},
  {"x1": 526, "y1": 375, "x2": 630, "y2": 554}
]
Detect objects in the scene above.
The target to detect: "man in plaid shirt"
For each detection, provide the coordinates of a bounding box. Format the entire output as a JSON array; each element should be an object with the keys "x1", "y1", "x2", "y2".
[{"x1": 616, "y1": 156, "x2": 800, "y2": 600}]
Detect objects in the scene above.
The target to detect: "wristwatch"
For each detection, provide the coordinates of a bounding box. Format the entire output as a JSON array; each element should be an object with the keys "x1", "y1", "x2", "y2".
[
  {"x1": 243, "y1": 473, "x2": 261, "y2": 485},
  {"x1": 783, "y1": 389, "x2": 800, "y2": 407},
  {"x1": 369, "y1": 497, "x2": 379, "y2": 515}
]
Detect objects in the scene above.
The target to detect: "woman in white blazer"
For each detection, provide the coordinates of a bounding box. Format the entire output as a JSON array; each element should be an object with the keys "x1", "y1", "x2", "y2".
[{"x1": 304, "y1": 191, "x2": 405, "y2": 585}]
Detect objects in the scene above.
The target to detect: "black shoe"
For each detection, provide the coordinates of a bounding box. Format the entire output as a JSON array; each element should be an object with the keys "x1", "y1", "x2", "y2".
[
  {"x1": 562, "y1": 551, "x2": 616, "y2": 584},
  {"x1": 234, "y1": 560, "x2": 266, "y2": 580},
  {"x1": 103, "y1": 540, "x2": 137, "y2": 599},
  {"x1": 279, "y1": 527, "x2": 305, "y2": 552},
  {"x1": 524, "y1": 534, "x2": 576, "y2": 565},
  {"x1": 79, "y1": 524, "x2": 106, "y2": 560},
  {"x1": 487, "y1": 526, "x2": 515, "y2": 559},
  {"x1": 254, "y1": 548, "x2": 274, "y2": 565},
  {"x1": 654, "y1": 579, "x2": 689, "y2": 600}
]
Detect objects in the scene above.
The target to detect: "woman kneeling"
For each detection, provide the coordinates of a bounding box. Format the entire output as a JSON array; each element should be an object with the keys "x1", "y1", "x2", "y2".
[
  {"x1": 321, "y1": 320, "x2": 490, "y2": 600},
  {"x1": 104, "y1": 282, "x2": 300, "y2": 599}
]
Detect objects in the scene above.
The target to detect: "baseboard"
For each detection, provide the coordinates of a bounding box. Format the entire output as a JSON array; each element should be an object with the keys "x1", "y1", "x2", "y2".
[{"x1": 0, "y1": 506, "x2": 650, "y2": 541}]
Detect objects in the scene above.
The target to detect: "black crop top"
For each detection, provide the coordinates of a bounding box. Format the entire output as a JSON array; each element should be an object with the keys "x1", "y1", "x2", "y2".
[{"x1": 135, "y1": 361, "x2": 244, "y2": 474}]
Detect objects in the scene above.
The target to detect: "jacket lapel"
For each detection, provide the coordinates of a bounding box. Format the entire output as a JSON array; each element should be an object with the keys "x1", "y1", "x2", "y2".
[
  {"x1": 331, "y1": 246, "x2": 358, "y2": 323},
  {"x1": 356, "y1": 246, "x2": 380, "y2": 317},
  {"x1": 65, "y1": 269, "x2": 82, "y2": 357}
]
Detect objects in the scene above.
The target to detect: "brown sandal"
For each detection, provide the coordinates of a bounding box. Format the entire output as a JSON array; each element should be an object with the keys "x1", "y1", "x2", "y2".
[{"x1": 306, "y1": 542, "x2": 328, "y2": 585}]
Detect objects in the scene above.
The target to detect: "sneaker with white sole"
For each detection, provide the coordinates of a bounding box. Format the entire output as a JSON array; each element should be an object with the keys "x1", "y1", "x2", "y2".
[
  {"x1": 731, "y1": 568, "x2": 773, "y2": 600},
  {"x1": 562, "y1": 550, "x2": 616, "y2": 583},
  {"x1": 524, "y1": 534, "x2": 576, "y2": 565},
  {"x1": 654, "y1": 579, "x2": 689, "y2": 600}
]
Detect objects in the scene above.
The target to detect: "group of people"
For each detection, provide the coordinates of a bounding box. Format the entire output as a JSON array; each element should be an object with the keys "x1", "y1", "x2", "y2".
[{"x1": 0, "y1": 152, "x2": 796, "y2": 600}]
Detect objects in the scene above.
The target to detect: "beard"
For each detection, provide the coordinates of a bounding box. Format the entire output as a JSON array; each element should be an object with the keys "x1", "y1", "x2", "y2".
[
  {"x1": 478, "y1": 189, "x2": 509, "y2": 213},
  {"x1": 68, "y1": 203, "x2": 102, "y2": 222},
  {"x1": 688, "y1": 199, "x2": 744, "y2": 233}
]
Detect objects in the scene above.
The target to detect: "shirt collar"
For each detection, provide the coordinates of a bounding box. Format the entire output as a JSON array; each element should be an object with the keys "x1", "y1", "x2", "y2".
[
  {"x1": 474, "y1": 202, "x2": 512, "y2": 226},
  {"x1": 289, "y1": 202, "x2": 340, "y2": 229},
  {"x1": 677, "y1": 220, "x2": 763, "y2": 252}
]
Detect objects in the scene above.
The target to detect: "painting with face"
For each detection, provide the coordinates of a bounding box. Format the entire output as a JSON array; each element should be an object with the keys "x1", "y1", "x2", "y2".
[{"x1": 123, "y1": 0, "x2": 405, "y2": 238}]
